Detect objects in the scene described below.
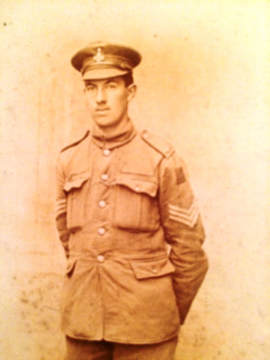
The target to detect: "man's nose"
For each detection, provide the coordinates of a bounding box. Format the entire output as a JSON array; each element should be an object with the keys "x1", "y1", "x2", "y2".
[{"x1": 96, "y1": 87, "x2": 106, "y2": 104}]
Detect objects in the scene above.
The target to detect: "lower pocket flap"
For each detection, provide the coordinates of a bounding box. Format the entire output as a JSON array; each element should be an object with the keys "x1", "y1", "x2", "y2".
[{"x1": 130, "y1": 258, "x2": 175, "y2": 280}]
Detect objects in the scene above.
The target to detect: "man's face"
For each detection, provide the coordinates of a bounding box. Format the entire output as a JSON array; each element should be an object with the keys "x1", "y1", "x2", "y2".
[{"x1": 84, "y1": 76, "x2": 136, "y2": 129}]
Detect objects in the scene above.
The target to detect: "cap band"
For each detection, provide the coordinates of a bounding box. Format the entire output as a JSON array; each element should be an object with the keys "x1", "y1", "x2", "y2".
[{"x1": 81, "y1": 54, "x2": 132, "y2": 75}]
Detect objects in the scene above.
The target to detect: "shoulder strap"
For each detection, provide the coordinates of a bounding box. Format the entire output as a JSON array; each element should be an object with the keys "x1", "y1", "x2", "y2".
[
  {"x1": 61, "y1": 130, "x2": 90, "y2": 153},
  {"x1": 140, "y1": 129, "x2": 174, "y2": 158}
]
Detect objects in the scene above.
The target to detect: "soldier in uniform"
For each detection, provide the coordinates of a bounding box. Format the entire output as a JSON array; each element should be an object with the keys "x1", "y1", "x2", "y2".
[{"x1": 55, "y1": 41, "x2": 208, "y2": 360}]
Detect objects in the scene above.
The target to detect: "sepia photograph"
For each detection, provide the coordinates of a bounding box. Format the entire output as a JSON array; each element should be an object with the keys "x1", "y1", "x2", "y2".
[{"x1": 0, "y1": 1, "x2": 269, "y2": 359}]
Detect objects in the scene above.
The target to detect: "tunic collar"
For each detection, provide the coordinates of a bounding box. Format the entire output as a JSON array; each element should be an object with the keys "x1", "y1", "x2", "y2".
[{"x1": 91, "y1": 118, "x2": 136, "y2": 150}]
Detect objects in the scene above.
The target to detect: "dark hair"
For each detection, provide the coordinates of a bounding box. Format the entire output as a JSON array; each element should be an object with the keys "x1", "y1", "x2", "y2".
[{"x1": 121, "y1": 72, "x2": 134, "y2": 87}]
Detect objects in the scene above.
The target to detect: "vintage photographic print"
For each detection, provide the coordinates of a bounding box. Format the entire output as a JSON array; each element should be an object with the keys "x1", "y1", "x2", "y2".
[{"x1": 0, "y1": 1, "x2": 269, "y2": 359}]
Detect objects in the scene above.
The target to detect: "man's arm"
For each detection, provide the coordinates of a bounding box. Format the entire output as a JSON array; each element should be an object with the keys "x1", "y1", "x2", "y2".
[
  {"x1": 55, "y1": 154, "x2": 70, "y2": 258},
  {"x1": 159, "y1": 151, "x2": 208, "y2": 324}
]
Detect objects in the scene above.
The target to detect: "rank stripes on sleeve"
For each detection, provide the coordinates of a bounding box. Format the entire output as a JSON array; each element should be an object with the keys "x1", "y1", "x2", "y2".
[
  {"x1": 55, "y1": 198, "x2": 67, "y2": 219},
  {"x1": 168, "y1": 201, "x2": 199, "y2": 228}
]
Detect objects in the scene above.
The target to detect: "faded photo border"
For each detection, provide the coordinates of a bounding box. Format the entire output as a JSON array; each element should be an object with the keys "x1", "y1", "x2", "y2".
[{"x1": 0, "y1": 1, "x2": 270, "y2": 359}]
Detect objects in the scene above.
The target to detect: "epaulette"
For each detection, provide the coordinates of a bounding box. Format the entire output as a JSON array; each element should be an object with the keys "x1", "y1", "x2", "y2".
[
  {"x1": 140, "y1": 129, "x2": 175, "y2": 158},
  {"x1": 60, "y1": 130, "x2": 90, "y2": 153}
]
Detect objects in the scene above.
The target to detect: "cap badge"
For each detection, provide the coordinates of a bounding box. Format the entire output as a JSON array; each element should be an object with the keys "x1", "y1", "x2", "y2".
[{"x1": 93, "y1": 47, "x2": 105, "y2": 63}]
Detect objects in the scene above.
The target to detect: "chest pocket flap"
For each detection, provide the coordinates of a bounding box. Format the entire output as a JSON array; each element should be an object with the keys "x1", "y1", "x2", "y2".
[
  {"x1": 116, "y1": 175, "x2": 158, "y2": 197},
  {"x1": 64, "y1": 171, "x2": 90, "y2": 192}
]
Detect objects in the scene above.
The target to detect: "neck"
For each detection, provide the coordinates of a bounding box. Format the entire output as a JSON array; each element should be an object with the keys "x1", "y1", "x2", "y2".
[{"x1": 92, "y1": 116, "x2": 136, "y2": 149}]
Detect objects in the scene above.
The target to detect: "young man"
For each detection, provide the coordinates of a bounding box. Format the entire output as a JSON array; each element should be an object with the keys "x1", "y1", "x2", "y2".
[{"x1": 56, "y1": 42, "x2": 208, "y2": 360}]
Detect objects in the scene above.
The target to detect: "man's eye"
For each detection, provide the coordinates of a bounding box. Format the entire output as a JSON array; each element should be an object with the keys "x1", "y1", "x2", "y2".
[
  {"x1": 85, "y1": 84, "x2": 95, "y2": 91},
  {"x1": 107, "y1": 82, "x2": 117, "y2": 89}
]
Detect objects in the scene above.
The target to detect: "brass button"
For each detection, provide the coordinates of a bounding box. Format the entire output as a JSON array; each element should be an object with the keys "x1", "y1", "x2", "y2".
[
  {"x1": 97, "y1": 255, "x2": 104, "y2": 263},
  {"x1": 99, "y1": 200, "x2": 106, "y2": 208},
  {"x1": 98, "y1": 227, "x2": 105, "y2": 235},
  {"x1": 101, "y1": 174, "x2": 108, "y2": 181},
  {"x1": 103, "y1": 149, "x2": 110, "y2": 156}
]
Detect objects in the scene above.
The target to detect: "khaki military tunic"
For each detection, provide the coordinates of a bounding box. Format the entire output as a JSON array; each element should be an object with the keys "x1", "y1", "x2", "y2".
[{"x1": 56, "y1": 122, "x2": 208, "y2": 344}]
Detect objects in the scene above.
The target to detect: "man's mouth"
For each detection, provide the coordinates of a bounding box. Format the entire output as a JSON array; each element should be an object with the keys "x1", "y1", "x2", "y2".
[{"x1": 96, "y1": 108, "x2": 110, "y2": 112}]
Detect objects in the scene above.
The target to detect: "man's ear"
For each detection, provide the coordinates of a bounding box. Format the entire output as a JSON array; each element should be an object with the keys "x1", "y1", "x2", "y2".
[{"x1": 127, "y1": 83, "x2": 137, "y2": 102}]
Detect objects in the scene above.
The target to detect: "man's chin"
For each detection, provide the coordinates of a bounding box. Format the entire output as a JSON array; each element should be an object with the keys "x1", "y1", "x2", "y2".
[
  {"x1": 94, "y1": 118, "x2": 116, "y2": 128},
  {"x1": 92, "y1": 113, "x2": 128, "y2": 129}
]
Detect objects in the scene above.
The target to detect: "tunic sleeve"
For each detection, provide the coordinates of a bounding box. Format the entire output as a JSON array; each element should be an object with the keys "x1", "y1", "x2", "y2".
[
  {"x1": 55, "y1": 154, "x2": 70, "y2": 258},
  {"x1": 158, "y1": 151, "x2": 208, "y2": 324}
]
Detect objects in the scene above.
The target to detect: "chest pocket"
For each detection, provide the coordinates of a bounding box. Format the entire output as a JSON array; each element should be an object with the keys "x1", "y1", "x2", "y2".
[
  {"x1": 64, "y1": 171, "x2": 90, "y2": 230},
  {"x1": 113, "y1": 174, "x2": 160, "y2": 232}
]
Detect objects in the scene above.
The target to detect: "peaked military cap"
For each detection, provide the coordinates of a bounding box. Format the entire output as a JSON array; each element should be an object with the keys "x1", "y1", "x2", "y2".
[{"x1": 71, "y1": 41, "x2": 142, "y2": 80}]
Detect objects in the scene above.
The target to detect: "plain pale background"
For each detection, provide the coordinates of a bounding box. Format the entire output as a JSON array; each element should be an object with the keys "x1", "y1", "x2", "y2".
[{"x1": 0, "y1": 0, "x2": 269, "y2": 359}]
